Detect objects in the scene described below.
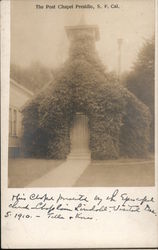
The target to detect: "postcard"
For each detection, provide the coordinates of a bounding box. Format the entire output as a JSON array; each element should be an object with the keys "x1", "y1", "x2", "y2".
[{"x1": 1, "y1": 0, "x2": 158, "y2": 248}]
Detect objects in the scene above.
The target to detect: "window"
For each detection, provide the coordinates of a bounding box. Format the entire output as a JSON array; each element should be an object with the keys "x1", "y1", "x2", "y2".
[
  {"x1": 13, "y1": 109, "x2": 17, "y2": 135},
  {"x1": 9, "y1": 108, "x2": 12, "y2": 135},
  {"x1": 9, "y1": 108, "x2": 18, "y2": 136}
]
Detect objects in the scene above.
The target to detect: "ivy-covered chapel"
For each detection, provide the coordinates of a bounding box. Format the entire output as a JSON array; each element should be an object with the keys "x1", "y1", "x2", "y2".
[{"x1": 22, "y1": 21, "x2": 150, "y2": 160}]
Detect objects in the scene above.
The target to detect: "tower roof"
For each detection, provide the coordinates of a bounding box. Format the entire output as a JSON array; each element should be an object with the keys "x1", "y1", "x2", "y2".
[{"x1": 65, "y1": 24, "x2": 100, "y2": 41}]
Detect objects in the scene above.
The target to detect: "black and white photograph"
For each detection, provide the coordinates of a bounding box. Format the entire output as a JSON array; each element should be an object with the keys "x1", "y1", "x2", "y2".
[
  {"x1": 1, "y1": 0, "x2": 158, "y2": 249},
  {"x1": 8, "y1": 0, "x2": 155, "y2": 188}
]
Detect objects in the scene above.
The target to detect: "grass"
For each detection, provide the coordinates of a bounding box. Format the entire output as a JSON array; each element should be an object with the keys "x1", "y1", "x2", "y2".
[
  {"x1": 8, "y1": 155, "x2": 154, "y2": 187},
  {"x1": 74, "y1": 156, "x2": 155, "y2": 187},
  {"x1": 8, "y1": 158, "x2": 64, "y2": 188}
]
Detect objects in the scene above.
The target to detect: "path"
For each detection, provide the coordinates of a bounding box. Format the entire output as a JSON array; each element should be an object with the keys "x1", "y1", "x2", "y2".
[
  {"x1": 8, "y1": 157, "x2": 154, "y2": 187},
  {"x1": 26, "y1": 159, "x2": 90, "y2": 187}
]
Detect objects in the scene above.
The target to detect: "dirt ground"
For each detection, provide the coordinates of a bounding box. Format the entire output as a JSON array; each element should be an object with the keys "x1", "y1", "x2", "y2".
[{"x1": 8, "y1": 156, "x2": 155, "y2": 188}]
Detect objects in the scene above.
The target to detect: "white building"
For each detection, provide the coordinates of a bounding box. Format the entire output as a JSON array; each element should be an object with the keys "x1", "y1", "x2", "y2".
[{"x1": 9, "y1": 79, "x2": 34, "y2": 158}]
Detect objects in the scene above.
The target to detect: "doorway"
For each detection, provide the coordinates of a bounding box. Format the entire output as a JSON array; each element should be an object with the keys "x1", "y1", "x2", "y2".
[{"x1": 68, "y1": 112, "x2": 91, "y2": 160}]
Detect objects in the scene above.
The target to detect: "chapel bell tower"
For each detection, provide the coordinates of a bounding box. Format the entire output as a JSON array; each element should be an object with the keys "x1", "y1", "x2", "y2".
[
  {"x1": 65, "y1": 16, "x2": 100, "y2": 160},
  {"x1": 65, "y1": 15, "x2": 100, "y2": 42}
]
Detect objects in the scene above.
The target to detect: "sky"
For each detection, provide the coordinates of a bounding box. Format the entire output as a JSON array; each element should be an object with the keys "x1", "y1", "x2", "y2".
[{"x1": 11, "y1": 0, "x2": 155, "y2": 73}]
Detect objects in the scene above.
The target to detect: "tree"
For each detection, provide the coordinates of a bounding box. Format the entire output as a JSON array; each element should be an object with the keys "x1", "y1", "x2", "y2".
[
  {"x1": 10, "y1": 62, "x2": 53, "y2": 93},
  {"x1": 123, "y1": 37, "x2": 155, "y2": 151}
]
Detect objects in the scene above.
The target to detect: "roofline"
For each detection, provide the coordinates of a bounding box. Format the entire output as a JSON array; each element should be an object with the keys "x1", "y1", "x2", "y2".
[
  {"x1": 10, "y1": 78, "x2": 34, "y2": 96},
  {"x1": 20, "y1": 79, "x2": 54, "y2": 112}
]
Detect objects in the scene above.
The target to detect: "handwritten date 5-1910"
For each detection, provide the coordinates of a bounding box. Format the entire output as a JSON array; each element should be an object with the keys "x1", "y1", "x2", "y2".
[{"x1": 5, "y1": 211, "x2": 32, "y2": 220}]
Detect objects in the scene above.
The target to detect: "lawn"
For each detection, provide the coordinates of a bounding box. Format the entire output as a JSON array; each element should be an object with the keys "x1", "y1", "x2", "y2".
[
  {"x1": 74, "y1": 157, "x2": 155, "y2": 187},
  {"x1": 8, "y1": 156, "x2": 155, "y2": 187},
  {"x1": 8, "y1": 158, "x2": 64, "y2": 188}
]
